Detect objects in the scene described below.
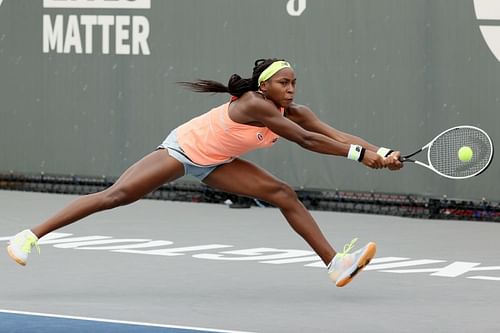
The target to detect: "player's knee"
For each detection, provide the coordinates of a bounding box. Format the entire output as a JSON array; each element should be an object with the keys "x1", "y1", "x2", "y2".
[
  {"x1": 101, "y1": 187, "x2": 137, "y2": 209},
  {"x1": 268, "y1": 182, "x2": 299, "y2": 208}
]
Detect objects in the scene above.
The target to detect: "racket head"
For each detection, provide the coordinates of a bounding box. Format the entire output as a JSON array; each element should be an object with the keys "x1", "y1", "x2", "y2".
[{"x1": 426, "y1": 125, "x2": 494, "y2": 179}]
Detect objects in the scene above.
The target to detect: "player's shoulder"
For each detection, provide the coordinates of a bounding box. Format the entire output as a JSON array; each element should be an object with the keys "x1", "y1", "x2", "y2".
[
  {"x1": 239, "y1": 91, "x2": 276, "y2": 112},
  {"x1": 285, "y1": 102, "x2": 312, "y2": 116}
]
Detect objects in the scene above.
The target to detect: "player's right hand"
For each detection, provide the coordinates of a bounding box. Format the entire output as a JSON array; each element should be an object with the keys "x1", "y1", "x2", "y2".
[
  {"x1": 362, "y1": 150, "x2": 386, "y2": 169},
  {"x1": 385, "y1": 151, "x2": 403, "y2": 170}
]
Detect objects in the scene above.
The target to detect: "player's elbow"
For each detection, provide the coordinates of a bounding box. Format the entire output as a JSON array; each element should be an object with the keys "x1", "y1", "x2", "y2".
[{"x1": 295, "y1": 132, "x2": 317, "y2": 150}]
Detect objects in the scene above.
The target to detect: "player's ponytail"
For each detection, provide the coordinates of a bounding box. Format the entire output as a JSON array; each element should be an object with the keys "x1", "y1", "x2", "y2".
[{"x1": 179, "y1": 58, "x2": 283, "y2": 97}]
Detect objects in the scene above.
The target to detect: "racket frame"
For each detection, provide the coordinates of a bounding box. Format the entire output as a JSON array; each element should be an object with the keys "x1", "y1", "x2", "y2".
[{"x1": 400, "y1": 125, "x2": 494, "y2": 179}]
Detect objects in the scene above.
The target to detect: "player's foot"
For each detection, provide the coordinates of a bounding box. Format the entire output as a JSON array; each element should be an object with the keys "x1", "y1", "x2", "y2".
[
  {"x1": 7, "y1": 229, "x2": 40, "y2": 266},
  {"x1": 328, "y1": 238, "x2": 376, "y2": 287}
]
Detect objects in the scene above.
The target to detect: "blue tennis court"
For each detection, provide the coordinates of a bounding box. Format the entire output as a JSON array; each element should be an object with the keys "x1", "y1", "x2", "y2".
[{"x1": 0, "y1": 310, "x2": 252, "y2": 333}]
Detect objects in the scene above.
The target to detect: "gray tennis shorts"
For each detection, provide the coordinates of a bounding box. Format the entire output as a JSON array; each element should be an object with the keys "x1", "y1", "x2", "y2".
[{"x1": 158, "y1": 129, "x2": 225, "y2": 181}]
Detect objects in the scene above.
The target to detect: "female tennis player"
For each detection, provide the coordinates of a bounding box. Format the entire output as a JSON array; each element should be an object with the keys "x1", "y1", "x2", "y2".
[{"x1": 7, "y1": 58, "x2": 402, "y2": 287}]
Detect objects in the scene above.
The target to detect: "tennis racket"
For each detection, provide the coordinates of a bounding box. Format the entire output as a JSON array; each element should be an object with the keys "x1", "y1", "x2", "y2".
[{"x1": 399, "y1": 125, "x2": 494, "y2": 179}]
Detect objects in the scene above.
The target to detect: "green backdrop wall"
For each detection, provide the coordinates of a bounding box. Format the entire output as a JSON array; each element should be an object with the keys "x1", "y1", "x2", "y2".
[{"x1": 1, "y1": 0, "x2": 499, "y2": 201}]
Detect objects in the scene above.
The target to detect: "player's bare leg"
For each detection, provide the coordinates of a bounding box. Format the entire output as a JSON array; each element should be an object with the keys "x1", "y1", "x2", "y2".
[
  {"x1": 204, "y1": 158, "x2": 376, "y2": 287},
  {"x1": 8, "y1": 150, "x2": 184, "y2": 265}
]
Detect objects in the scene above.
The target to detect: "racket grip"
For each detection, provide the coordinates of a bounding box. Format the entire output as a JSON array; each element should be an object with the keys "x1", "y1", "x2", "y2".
[{"x1": 400, "y1": 149, "x2": 422, "y2": 162}]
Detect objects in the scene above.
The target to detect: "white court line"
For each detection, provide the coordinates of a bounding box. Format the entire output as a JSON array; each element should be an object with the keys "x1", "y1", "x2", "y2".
[
  {"x1": 467, "y1": 276, "x2": 500, "y2": 281},
  {"x1": 0, "y1": 309, "x2": 256, "y2": 333}
]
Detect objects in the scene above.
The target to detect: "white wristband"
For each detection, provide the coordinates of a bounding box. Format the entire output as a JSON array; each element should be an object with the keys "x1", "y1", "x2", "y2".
[
  {"x1": 347, "y1": 144, "x2": 365, "y2": 162},
  {"x1": 377, "y1": 147, "x2": 393, "y2": 157}
]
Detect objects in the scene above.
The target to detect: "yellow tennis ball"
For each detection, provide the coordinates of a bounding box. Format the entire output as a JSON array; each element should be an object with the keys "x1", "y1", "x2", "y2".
[{"x1": 458, "y1": 146, "x2": 473, "y2": 162}]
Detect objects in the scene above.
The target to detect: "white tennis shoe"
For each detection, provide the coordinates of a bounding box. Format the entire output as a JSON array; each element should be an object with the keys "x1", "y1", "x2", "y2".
[
  {"x1": 328, "y1": 238, "x2": 376, "y2": 287},
  {"x1": 7, "y1": 229, "x2": 39, "y2": 266}
]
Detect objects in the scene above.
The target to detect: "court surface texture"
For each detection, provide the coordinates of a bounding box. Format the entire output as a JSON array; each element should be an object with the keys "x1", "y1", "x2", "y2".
[{"x1": 1, "y1": 190, "x2": 499, "y2": 332}]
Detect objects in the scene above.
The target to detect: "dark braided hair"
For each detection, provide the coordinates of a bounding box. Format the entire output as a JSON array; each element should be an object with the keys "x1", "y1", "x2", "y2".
[{"x1": 179, "y1": 58, "x2": 285, "y2": 97}]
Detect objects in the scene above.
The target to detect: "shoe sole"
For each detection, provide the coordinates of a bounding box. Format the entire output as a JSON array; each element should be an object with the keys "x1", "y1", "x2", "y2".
[
  {"x1": 336, "y1": 242, "x2": 376, "y2": 287},
  {"x1": 7, "y1": 245, "x2": 27, "y2": 266}
]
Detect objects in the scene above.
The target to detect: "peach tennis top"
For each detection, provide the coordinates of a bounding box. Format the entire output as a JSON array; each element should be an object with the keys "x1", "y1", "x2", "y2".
[{"x1": 176, "y1": 101, "x2": 283, "y2": 166}]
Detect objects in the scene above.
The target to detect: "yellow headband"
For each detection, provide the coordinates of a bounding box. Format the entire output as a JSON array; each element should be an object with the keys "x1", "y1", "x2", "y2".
[{"x1": 258, "y1": 61, "x2": 292, "y2": 86}]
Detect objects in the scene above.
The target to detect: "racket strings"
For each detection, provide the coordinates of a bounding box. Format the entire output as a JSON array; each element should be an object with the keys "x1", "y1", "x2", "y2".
[{"x1": 429, "y1": 127, "x2": 493, "y2": 178}]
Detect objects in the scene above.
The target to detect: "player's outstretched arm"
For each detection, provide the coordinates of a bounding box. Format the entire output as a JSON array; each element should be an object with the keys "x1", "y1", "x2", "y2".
[
  {"x1": 286, "y1": 103, "x2": 402, "y2": 170},
  {"x1": 285, "y1": 103, "x2": 376, "y2": 149}
]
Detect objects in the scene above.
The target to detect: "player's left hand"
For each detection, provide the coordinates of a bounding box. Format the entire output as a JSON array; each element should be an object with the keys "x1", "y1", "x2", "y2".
[{"x1": 385, "y1": 151, "x2": 403, "y2": 170}]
